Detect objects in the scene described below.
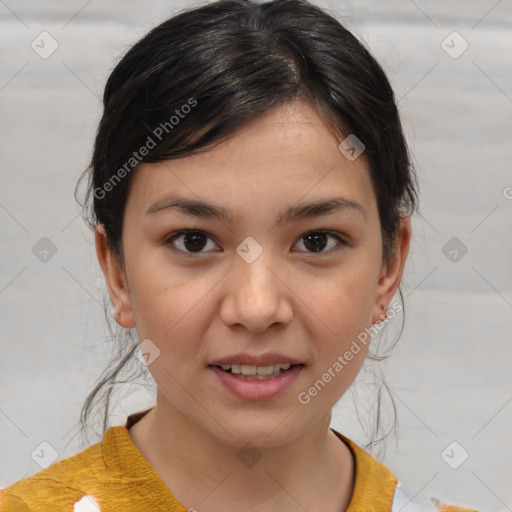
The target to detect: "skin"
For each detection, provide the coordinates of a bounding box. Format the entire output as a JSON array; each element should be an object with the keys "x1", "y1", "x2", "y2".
[{"x1": 96, "y1": 100, "x2": 411, "y2": 512}]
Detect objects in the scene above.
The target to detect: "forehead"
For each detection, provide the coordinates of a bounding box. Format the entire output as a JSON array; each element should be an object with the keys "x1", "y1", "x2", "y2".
[{"x1": 126, "y1": 101, "x2": 377, "y2": 222}]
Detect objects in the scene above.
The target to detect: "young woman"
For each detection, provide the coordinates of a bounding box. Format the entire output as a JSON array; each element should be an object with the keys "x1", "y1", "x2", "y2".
[{"x1": 0, "y1": 1, "x2": 480, "y2": 511}]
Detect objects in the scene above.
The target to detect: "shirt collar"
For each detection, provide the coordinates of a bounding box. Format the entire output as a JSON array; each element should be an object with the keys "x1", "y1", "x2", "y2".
[
  {"x1": 102, "y1": 409, "x2": 397, "y2": 511},
  {"x1": 330, "y1": 428, "x2": 397, "y2": 511}
]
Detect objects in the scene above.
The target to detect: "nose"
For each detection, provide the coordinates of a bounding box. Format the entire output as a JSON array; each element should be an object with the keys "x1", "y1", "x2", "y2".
[{"x1": 219, "y1": 249, "x2": 293, "y2": 333}]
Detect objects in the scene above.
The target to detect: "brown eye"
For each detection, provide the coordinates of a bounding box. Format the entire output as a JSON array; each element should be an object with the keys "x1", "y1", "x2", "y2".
[
  {"x1": 303, "y1": 232, "x2": 328, "y2": 252},
  {"x1": 166, "y1": 230, "x2": 219, "y2": 256},
  {"x1": 165, "y1": 229, "x2": 346, "y2": 258},
  {"x1": 182, "y1": 232, "x2": 208, "y2": 252},
  {"x1": 294, "y1": 231, "x2": 346, "y2": 254}
]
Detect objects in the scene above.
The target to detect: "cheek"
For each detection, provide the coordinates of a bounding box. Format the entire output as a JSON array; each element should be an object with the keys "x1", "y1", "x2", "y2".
[
  {"x1": 297, "y1": 259, "x2": 378, "y2": 336},
  {"x1": 292, "y1": 257, "x2": 379, "y2": 387},
  {"x1": 127, "y1": 259, "x2": 217, "y2": 357}
]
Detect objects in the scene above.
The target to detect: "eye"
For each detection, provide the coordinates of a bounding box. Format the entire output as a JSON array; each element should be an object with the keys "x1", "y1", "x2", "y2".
[
  {"x1": 293, "y1": 230, "x2": 346, "y2": 255},
  {"x1": 165, "y1": 229, "x2": 347, "y2": 257},
  {"x1": 165, "y1": 230, "x2": 220, "y2": 256}
]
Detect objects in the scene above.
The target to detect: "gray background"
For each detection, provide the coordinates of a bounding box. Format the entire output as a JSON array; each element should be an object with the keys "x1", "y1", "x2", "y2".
[{"x1": 1, "y1": 0, "x2": 511, "y2": 510}]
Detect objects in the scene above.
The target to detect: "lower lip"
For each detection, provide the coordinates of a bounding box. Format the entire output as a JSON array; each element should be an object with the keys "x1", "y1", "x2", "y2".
[{"x1": 209, "y1": 365, "x2": 304, "y2": 401}]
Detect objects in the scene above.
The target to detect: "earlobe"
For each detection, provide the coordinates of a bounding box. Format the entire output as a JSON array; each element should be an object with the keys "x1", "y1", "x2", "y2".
[
  {"x1": 371, "y1": 216, "x2": 412, "y2": 324},
  {"x1": 94, "y1": 225, "x2": 136, "y2": 329}
]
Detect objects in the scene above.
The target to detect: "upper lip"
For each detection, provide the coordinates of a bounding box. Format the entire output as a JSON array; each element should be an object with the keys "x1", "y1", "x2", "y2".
[{"x1": 209, "y1": 352, "x2": 303, "y2": 367}]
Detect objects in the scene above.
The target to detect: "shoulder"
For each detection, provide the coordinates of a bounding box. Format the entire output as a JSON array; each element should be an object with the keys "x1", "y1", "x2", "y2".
[
  {"x1": 1, "y1": 424, "x2": 187, "y2": 512},
  {"x1": 331, "y1": 430, "x2": 480, "y2": 512},
  {"x1": 0, "y1": 427, "x2": 121, "y2": 512}
]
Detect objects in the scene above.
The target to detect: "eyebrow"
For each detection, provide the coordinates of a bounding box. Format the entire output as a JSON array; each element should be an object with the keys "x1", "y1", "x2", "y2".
[{"x1": 146, "y1": 195, "x2": 366, "y2": 223}]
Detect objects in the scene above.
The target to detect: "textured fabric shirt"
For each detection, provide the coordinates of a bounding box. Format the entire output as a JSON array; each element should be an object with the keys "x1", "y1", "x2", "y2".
[{"x1": 0, "y1": 408, "x2": 405, "y2": 512}]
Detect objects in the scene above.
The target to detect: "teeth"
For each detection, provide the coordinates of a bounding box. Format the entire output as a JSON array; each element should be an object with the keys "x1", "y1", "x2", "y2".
[
  {"x1": 255, "y1": 365, "x2": 274, "y2": 376},
  {"x1": 241, "y1": 364, "x2": 256, "y2": 375},
  {"x1": 218, "y1": 363, "x2": 293, "y2": 377}
]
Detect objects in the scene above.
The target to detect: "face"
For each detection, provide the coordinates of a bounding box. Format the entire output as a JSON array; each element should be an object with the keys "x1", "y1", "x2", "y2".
[{"x1": 96, "y1": 100, "x2": 410, "y2": 448}]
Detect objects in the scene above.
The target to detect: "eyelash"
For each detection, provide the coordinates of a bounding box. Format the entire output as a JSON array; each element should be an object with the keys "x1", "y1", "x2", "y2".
[{"x1": 164, "y1": 230, "x2": 347, "y2": 258}]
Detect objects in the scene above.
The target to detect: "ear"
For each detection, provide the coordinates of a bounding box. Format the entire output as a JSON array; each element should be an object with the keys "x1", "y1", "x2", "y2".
[
  {"x1": 371, "y1": 216, "x2": 412, "y2": 324},
  {"x1": 95, "y1": 224, "x2": 135, "y2": 329}
]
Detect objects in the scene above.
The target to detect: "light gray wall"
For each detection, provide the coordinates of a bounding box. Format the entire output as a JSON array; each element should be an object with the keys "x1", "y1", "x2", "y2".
[{"x1": 1, "y1": 1, "x2": 511, "y2": 510}]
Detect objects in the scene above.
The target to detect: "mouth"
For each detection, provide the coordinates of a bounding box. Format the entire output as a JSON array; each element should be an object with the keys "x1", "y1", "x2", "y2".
[
  {"x1": 208, "y1": 362, "x2": 305, "y2": 400},
  {"x1": 209, "y1": 362, "x2": 305, "y2": 381}
]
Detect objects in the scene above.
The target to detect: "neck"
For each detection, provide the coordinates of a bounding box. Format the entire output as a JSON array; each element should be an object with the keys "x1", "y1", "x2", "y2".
[{"x1": 129, "y1": 395, "x2": 355, "y2": 512}]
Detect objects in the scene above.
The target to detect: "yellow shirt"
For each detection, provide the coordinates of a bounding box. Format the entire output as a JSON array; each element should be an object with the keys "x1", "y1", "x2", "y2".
[{"x1": 1, "y1": 409, "x2": 398, "y2": 512}]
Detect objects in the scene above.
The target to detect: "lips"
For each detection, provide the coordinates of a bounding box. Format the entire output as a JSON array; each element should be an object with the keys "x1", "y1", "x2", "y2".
[
  {"x1": 208, "y1": 352, "x2": 306, "y2": 400},
  {"x1": 209, "y1": 363, "x2": 304, "y2": 400}
]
